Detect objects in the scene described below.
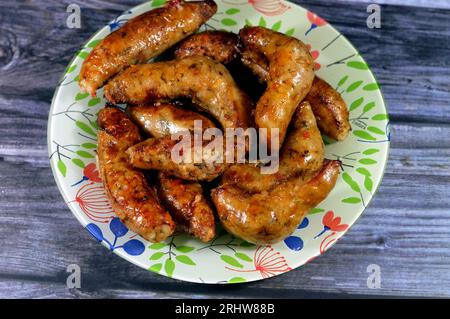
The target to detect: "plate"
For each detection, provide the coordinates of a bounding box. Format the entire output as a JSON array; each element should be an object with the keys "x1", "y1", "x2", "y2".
[{"x1": 48, "y1": 0, "x2": 389, "y2": 284}]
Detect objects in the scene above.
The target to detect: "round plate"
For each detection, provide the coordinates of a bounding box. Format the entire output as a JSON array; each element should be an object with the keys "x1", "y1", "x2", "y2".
[{"x1": 48, "y1": 0, "x2": 389, "y2": 284}]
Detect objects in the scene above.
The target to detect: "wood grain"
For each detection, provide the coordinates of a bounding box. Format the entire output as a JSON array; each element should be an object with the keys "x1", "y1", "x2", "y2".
[{"x1": 0, "y1": 0, "x2": 449, "y2": 298}]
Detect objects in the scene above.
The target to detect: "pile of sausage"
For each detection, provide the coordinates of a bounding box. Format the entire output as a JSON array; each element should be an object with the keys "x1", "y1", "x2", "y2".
[{"x1": 79, "y1": 0, "x2": 350, "y2": 245}]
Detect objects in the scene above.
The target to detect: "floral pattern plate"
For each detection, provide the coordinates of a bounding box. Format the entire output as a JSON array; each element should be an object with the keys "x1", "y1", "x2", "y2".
[{"x1": 48, "y1": 0, "x2": 389, "y2": 284}]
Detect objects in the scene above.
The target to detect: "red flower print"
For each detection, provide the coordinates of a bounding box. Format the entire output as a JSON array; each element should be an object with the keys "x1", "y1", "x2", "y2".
[
  {"x1": 323, "y1": 210, "x2": 349, "y2": 232},
  {"x1": 71, "y1": 163, "x2": 102, "y2": 187},
  {"x1": 225, "y1": 246, "x2": 291, "y2": 279},
  {"x1": 315, "y1": 211, "x2": 349, "y2": 254},
  {"x1": 222, "y1": 0, "x2": 290, "y2": 16},
  {"x1": 70, "y1": 182, "x2": 114, "y2": 223},
  {"x1": 305, "y1": 11, "x2": 327, "y2": 35},
  {"x1": 84, "y1": 163, "x2": 102, "y2": 183},
  {"x1": 306, "y1": 44, "x2": 321, "y2": 70}
]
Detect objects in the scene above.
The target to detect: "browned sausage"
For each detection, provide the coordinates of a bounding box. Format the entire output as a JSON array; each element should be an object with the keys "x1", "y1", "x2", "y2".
[
  {"x1": 240, "y1": 47, "x2": 350, "y2": 140},
  {"x1": 104, "y1": 56, "x2": 252, "y2": 130},
  {"x1": 174, "y1": 31, "x2": 240, "y2": 64},
  {"x1": 222, "y1": 101, "x2": 324, "y2": 193},
  {"x1": 305, "y1": 77, "x2": 350, "y2": 141},
  {"x1": 239, "y1": 26, "x2": 315, "y2": 148},
  {"x1": 126, "y1": 136, "x2": 227, "y2": 181},
  {"x1": 97, "y1": 107, "x2": 175, "y2": 242},
  {"x1": 128, "y1": 103, "x2": 216, "y2": 241},
  {"x1": 127, "y1": 103, "x2": 216, "y2": 138},
  {"x1": 79, "y1": 0, "x2": 217, "y2": 96},
  {"x1": 157, "y1": 172, "x2": 215, "y2": 242},
  {"x1": 212, "y1": 160, "x2": 340, "y2": 244}
]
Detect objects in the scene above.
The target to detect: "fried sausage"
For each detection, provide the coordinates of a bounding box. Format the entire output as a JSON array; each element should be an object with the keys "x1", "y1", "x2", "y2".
[
  {"x1": 127, "y1": 103, "x2": 216, "y2": 138},
  {"x1": 128, "y1": 103, "x2": 216, "y2": 241},
  {"x1": 97, "y1": 107, "x2": 175, "y2": 242},
  {"x1": 174, "y1": 31, "x2": 240, "y2": 64},
  {"x1": 79, "y1": 0, "x2": 217, "y2": 96},
  {"x1": 305, "y1": 77, "x2": 350, "y2": 141},
  {"x1": 104, "y1": 56, "x2": 252, "y2": 130},
  {"x1": 239, "y1": 26, "x2": 315, "y2": 148},
  {"x1": 158, "y1": 172, "x2": 215, "y2": 242},
  {"x1": 126, "y1": 136, "x2": 226, "y2": 181},
  {"x1": 212, "y1": 160, "x2": 340, "y2": 244},
  {"x1": 222, "y1": 101, "x2": 324, "y2": 193},
  {"x1": 240, "y1": 48, "x2": 350, "y2": 141}
]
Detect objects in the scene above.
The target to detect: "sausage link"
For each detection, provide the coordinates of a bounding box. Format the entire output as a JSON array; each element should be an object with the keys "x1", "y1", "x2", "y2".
[
  {"x1": 222, "y1": 101, "x2": 324, "y2": 193},
  {"x1": 174, "y1": 31, "x2": 240, "y2": 64},
  {"x1": 239, "y1": 26, "x2": 315, "y2": 148},
  {"x1": 79, "y1": 0, "x2": 217, "y2": 96},
  {"x1": 212, "y1": 160, "x2": 340, "y2": 244},
  {"x1": 97, "y1": 107, "x2": 175, "y2": 242},
  {"x1": 104, "y1": 56, "x2": 252, "y2": 130}
]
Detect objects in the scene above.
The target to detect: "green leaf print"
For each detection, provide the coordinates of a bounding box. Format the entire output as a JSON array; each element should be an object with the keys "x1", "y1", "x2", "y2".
[
  {"x1": 350, "y1": 97, "x2": 364, "y2": 111},
  {"x1": 372, "y1": 113, "x2": 389, "y2": 121},
  {"x1": 285, "y1": 28, "x2": 295, "y2": 36},
  {"x1": 346, "y1": 81, "x2": 364, "y2": 93},
  {"x1": 342, "y1": 197, "x2": 361, "y2": 204},
  {"x1": 225, "y1": 8, "x2": 240, "y2": 15},
  {"x1": 347, "y1": 61, "x2": 369, "y2": 70},
  {"x1": 75, "y1": 92, "x2": 89, "y2": 101},
  {"x1": 176, "y1": 255, "x2": 196, "y2": 266},
  {"x1": 362, "y1": 148, "x2": 379, "y2": 155},
  {"x1": 221, "y1": 255, "x2": 243, "y2": 268},
  {"x1": 258, "y1": 17, "x2": 267, "y2": 27},
  {"x1": 228, "y1": 277, "x2": 246, "y2": 283},
  {"x1": 368, "y1": 126, "x2": 385, "y2": 135},
  {"x1": 221, "y1": 18, "x2": 237, "y2": 26},
  {"x1": 76, "y1": 121, "x2": 96, "y2": 136},
  {"x1": 149, "y1": 242, "x2": 166, "y2": 250},
  {"x1": 149, "y1": 252, "x2": 165, "y2": 260},
  {"x1": 356, "y1": 167, "x2": 371, "y2": 176},
  {"x1": 88, "y1": 97, "x2": 101, "y2": 107},
  {"x1": 71, "y1": 158, "x2": 85, "y2": 168},
  {"x1": 337, "y1": 75, "x2": 349, "y2": 87},
  {"x1": 363, "y1": 83, "x2": 380, "y2": 91},
  {"x1": 364, "y1": 176, "x2": 373, "y2": 192},
  {"x1": 76, "y1": 150, "x2": 94, "y2": 158},
  {"x1": 271, "y1": 21, "x2": 282, "y2": 31},
  {"x1": 81, "y1": 143, "x2": 97, "y2": 149},
  {"x1": 353, "y1": 130, "x2": 376, "y2": 141},
  {"x1": 151, "y1": 0, "x2": 166, "y2": 7},
  {"x1": 57, "y1": 160, "x2": 67, "y2": 177},
  {"x1": 359, "y1": 158, "x2": 377, "y2": 165},
  {"x1": 342, "y1": 172, "x2": 361, "y2": 193},
  {"x1": 164, "y1": 259, "x2": 175, "y2": 277},
  {"x1": 235, "y1": 252, "x2": 252, "y2": 262},
  {"x1": 175, "y1": 246, "x2": 195, "y2": 253},
  {"x1": 148, "y1": 263, "x2": 162, "y2": 273}
]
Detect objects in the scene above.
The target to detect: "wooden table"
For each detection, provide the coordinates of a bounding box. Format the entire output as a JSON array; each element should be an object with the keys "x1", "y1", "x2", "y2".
[{"x1": 1, "y1": 0, "x2": 449, "y2": 298}]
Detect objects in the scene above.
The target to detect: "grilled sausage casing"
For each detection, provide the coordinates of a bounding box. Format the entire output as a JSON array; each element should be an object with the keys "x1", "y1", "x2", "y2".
[
  {"x1": 104, "y1": 56, "x2": 252, "y2": 130},
  {"x1": 222, "y1": 101, "x2": 324, "y2": 193},
  {"x1": 174, "y1": 30, "x2": 240, "y2": 64},
  {"x1": 212, "y1": 160, "x2": 340, "y2": 244},
  {"x1": 97, "y1": 107, "x2": 175, "y2": 242},
  {"x1": 79, "y1": 0, "x2": 217, "y2": 96},
  {"x1": 239, "y1": 26, "x2": 315, "y2": 148}
]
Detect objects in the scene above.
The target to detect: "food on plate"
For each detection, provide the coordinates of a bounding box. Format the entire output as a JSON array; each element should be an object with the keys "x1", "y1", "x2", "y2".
[
  {"x1": 305, "y1": 77, "x2": 350, "y2": 141},
  {"x1": 212, "y1": 160, "x2": 340, "y2": 244},
  {"x1": 127, "y1": 103, "x2": 216, "y2": 138},
  {"x1": 157, "y1": 172, "x2": 216, "y2": 242},
  {"x1": 239, "y1": 26, "x2": 315, "y2": 148},
  {"x1": 77, "y1": 0, "x2": 349, "y2": 244},
  {"x1": 126, "y1": 135, "x2": 226, "y2": 181},
  {"x1": 128, "y1": 103, "x2": 216, "y2": 241},
  {"x1": 104, "y1": 56, "x2": 252, "y2": 130},
  {"x1": 221, "y1": 101, "x2": 324, "y2": 193},
  {"x1": 240, "y1": 49, "x2": 350, "y2": 140},
  {"x1": 79, "y1": 0, "x2": 217, "y2": 96},
  {"x1": 174, "y1": 30, "x2": 240, "y2": 64},
  {"x1": 97, "y1": 107, "x2": 175, "y2": 242}
]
